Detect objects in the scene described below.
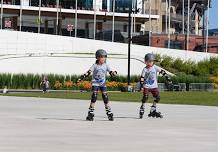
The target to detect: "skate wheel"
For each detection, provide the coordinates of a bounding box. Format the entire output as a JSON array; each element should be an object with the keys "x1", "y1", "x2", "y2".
[
  {"x1": 86, "y1": 117, "x2": 94, "y2": 121},
  {"x1": 109, "y1": 118, "x2": 114, "y2": 121}
]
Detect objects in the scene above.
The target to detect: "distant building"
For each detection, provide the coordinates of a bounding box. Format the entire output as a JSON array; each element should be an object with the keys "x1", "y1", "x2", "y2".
[
  {"x1": 209, "y1": 29, "x2": 218, "y2": 36},
  {"x1": 0, "y1": 0, "x2": 216, "y2": 53},
  {"x1": 0, "y1": 0, "x2": 158, "y2": 39},
  {"x1": 142, "y1": 0, "x2": 211, "y2": 36}
]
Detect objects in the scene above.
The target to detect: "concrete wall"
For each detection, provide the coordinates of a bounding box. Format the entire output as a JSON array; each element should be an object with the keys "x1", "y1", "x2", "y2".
[{"x1": 0, "y1": 30, "x2": 217, "y2": 75}]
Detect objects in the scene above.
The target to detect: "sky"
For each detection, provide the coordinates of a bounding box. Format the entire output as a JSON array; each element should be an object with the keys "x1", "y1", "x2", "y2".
[{"x1": 209, "y1": 0, "x2": 218, "y2": 29}]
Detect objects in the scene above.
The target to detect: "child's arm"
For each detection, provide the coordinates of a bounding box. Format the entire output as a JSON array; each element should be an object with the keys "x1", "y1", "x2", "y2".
[
  {"x1": 140, "y1": 68, "x2": 146, "y2": 89},
  {"x1": 107, "y1": 64, "x2": 117, "y2": 77},
  {"x1": 159, "y1": 69, "x2": 172, "y2": 84},
  {"x1": 77, "y1": 70, "x2": 92, "y2": 82},
  {"x1": 140, "y1": 76, "x2": 144, "y2": 89},
  {"x1": 77, "y1": 64, "x2": 94, "y2": 82}
]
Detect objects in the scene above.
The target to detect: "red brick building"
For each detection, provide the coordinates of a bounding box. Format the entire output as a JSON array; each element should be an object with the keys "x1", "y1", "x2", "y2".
[{"x1": 151, "y1": 34, "x2": 218, "y2": 53}]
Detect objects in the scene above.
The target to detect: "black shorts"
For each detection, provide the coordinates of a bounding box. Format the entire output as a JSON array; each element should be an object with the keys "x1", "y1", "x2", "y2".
[{"x1": 92, "y1": 86, "x2": 107, "y2": 92}]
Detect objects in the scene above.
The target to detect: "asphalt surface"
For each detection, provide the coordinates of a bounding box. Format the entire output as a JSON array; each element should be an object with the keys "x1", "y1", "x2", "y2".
[{"x1": 0, "y1": 96, "x2": 217, "y2": 152}]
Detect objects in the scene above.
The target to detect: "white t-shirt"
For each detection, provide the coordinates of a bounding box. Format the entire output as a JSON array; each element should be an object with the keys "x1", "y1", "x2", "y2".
[
  {"x1": 141, "y1": 65, "x2": 161, "y2": 89},
  {"x1": 89, "y1": 63, "x2": 111, "y2": 86}
]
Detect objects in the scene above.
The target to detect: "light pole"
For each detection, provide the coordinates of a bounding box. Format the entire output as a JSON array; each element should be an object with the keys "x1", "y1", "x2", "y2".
[
  {"x1": 127, "y1": 0, "x2": 131, "y2": 86},
  {"x1": 127, "y1": 0, "x2": 139, "y2": 87}
]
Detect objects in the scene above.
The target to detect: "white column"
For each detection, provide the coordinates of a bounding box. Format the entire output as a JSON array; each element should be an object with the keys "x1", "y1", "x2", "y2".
[
  {"x1": 195, "y1": 9, "x2": 199, "y2": 35},
  {"x1": 56, "y1": 0, "x2": 59, "y2": 35},
  {"x1": 131, "y1": 0, "x2": 133, "y2": 39},
  {"x1": 95, "y1": 0, "x2": 102, "y2": 11},
  {"x1": 149, "y1": 0, "x2": 151, "y2": 31},
  {"x1": 19, "y1": 0, "x2": 23, "y2": 31},
  {"x1": 168, "y1": 0, "x2": 171, "y2": 48},
  {"x1": 137, "y1": 0, "x2": 143, "y2": 14},
  {"x1": 107, "y1": 0, "x2": 110, "y2": 12},
  {"x1": 187, "y1": 0, "x2": 190, "y2": 50},
  {"x1": 93, "y1": 0, "x2": 96, "y2": 39},
  {"x1": 206, "y1": 0, "x2": 210, "y2": 53},
  {"x1": 0, "y1": 0, "x2": 3, "y2": 29},
  {"x1": 133, "y1": 0, "x2": 136, "y2": 33},
  {"x1": 38, "y1": 0, "x2": 41, "y2": 33},
  {"x1": 182, "y1": 0, "x2": 184, "y2": 34},
  {"x1": 75, "y1": 0, "x2": 77, "y2": 37},
  {"x1": 112, "y1": 0, "x2": 115, "y2": 42},
  {"x1": 165, "y1": 0, "x2": 168, "y2": 33},
  {"x1": 149, "y1": 0, "x2": 151, "y2": 46}
]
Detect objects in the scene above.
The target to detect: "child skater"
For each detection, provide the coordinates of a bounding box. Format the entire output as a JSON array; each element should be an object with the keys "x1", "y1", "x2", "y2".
[
  {"x1": 78, "y1": 49, "x2": 117, "y2": 121},
  {"x1": 40, "y1": 76, "x2": 49, "y2": 93},
  {"x1": 139, "y1": 53, "x2": 172, "y2": 119}
]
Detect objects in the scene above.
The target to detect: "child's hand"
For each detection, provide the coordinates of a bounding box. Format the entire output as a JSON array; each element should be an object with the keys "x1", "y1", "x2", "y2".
[
  {"x1": 110, "y1": 71, "x2": 117, "y2": 77},
  {"x1": 113, "y1": 71, "x2": 118, "y2": 76},
  {"x1": 77, "y1": 78, "x2": 82, "y2": 83}
]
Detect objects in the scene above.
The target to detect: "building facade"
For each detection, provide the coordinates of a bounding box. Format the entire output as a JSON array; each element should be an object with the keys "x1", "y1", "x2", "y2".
[
  {"x1": 1, "y1": 0, "x2": 216, "y2": 52},
  {"x1": 1, "y1": 0, "x2": 160, "y2": 41}
]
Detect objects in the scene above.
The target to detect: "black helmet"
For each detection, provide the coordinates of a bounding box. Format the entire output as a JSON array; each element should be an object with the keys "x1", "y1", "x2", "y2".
[
  {"x1": 144, "y1": 53, "x2": 155, "y2": 62},
  {"x1": 95, "y1": 49, "x2": 107, "y2": 58}
]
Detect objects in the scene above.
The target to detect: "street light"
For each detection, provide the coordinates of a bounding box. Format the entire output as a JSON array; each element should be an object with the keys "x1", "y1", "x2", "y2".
[
  {"x1": 127, "y1": 0, "x2": 139, "y2": 87},
  {"x1": 127, "y1": 0, "x2": 131, "y2": 87}
]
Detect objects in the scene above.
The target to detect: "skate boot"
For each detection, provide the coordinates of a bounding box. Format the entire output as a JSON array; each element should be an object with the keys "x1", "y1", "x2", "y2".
[
  {"x1": 86, "y1": 108, "x2": 94, "y2": 121},
  {"x1": 139, "y1": 105, "x2": 145, "y2": 119},
  {"x1": 148, "y1": 106, "x2": 163, "y2": 118},
  {"x1": 106, "y1": 107, "x2": 114, "y2": 121}
]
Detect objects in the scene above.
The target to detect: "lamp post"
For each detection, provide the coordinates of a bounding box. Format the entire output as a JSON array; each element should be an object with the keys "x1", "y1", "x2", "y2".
[
  {"x1": 127, "y1": 0, "x2": 131, "y2": 86},
  {"x1": 127, "y1": 0, "x2": 139, "y2": 87}
]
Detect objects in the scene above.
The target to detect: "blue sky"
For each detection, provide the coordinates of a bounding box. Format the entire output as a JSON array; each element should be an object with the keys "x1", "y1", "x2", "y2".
[{"x1": 209, "y1": 0, "x2": 218, "y2": 29}]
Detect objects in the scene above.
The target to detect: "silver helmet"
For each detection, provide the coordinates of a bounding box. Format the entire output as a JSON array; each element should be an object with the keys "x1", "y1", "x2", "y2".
[
  {"x1": 95, "y1": 49, "x2": 107, "y2": 58},
  {"x1": 144, "y1": 53, "x2": 155, "y2": 62}
]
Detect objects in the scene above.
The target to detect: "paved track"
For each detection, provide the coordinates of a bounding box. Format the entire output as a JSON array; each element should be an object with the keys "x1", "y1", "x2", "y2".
[{"x1": 0, "y1": 96, "x2": 217, "y2": 152}]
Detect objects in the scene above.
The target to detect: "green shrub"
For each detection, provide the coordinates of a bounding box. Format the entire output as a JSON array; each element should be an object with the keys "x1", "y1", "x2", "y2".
[{"x1": 0, "y1": 55, "x2": 217, "y2": 90}]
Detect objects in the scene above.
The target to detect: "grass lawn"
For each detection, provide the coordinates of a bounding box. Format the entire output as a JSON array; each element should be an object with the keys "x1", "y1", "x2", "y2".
[{"x1": 1, "y1": 91, "x2": 218, "y2": 106}]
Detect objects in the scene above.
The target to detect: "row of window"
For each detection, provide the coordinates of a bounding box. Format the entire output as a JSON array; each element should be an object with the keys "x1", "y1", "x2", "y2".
[{"x1": 1, "y1": 0, "x2": 137, "y2": 13}]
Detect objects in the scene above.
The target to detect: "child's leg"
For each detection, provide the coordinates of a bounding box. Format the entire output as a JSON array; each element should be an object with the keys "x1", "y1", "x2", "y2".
[
  {"x1": 151, "y1": 88, "x2": 160, "y2": 111},
  {"x1": 89, "y1": 86, "x2": 99, "y2": 108},
  {"x1": 86, "y1": 86, "x2": 99, "y2": 121},
  {"x1": 101, "y1": 87, "x2": 114, "y2": 121},
  {"x1": 148, "y1": 88, "x2": 163, "y2": 118},
  {"x1": 139, "y1": 88, "x2": 149, "y2": 118}
]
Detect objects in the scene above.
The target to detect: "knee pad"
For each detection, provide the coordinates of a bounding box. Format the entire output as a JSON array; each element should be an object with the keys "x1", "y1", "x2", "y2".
[
  {"x1": 91, "y1": 91, "x2": 98, "y2": 103},
  {"x1": 154, "y1": 95, "x2": 160, "y2": 103},
  {"x1": 141, "y1": 94, "x2": 148, "y2": 103},
  {"x1": 102, "y1": 92, "x2": 109, "y2": 104}
]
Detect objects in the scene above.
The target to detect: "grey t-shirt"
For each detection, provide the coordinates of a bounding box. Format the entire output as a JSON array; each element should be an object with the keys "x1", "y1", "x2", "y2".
[
  {"x1": 141, "y1": 65, "x2": 161, "y2": 89},
  {"x1": 89, "y1": 63, "x2": 111, "y2": 86}
]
